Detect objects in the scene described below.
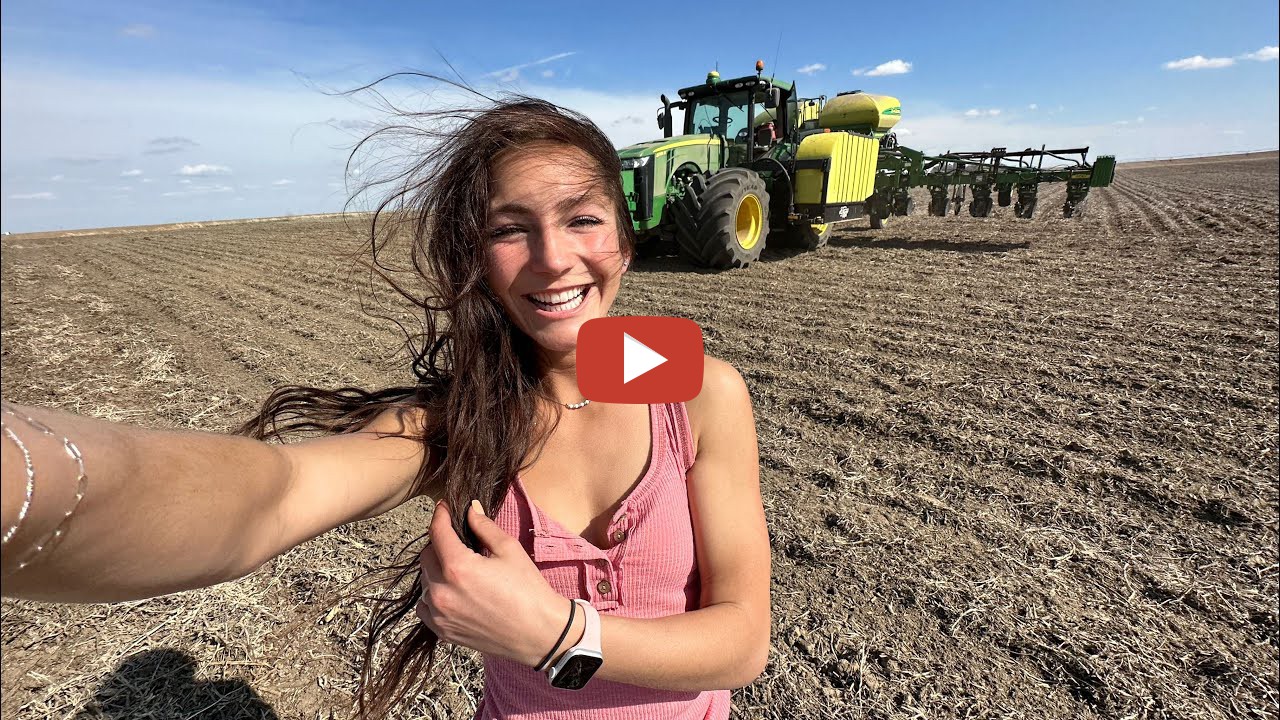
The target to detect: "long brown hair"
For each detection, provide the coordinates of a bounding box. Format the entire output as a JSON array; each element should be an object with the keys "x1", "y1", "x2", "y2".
[{"x1": 235, "y1": 76, "x2": 636, "y2": 717}]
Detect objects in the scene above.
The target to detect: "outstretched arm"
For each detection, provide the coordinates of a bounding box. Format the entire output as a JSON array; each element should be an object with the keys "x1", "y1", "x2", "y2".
[{"x1": 1, "y1": 402, "x2": 432, "y2": 603}]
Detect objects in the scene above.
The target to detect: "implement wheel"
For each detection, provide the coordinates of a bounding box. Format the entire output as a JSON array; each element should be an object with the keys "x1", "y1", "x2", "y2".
[
  {"x1": 968, "y1": 197, "x2": 993, "y2": 218},
  {"x1": 670, "y1": 168, "x2": 770, "y2": 269},
  {"x1": 786, "y1": 222, "x2": 832, "y2": 249},
  {"x1": 1063, "y1": 197, "x2": 1089, "y2": 218}
]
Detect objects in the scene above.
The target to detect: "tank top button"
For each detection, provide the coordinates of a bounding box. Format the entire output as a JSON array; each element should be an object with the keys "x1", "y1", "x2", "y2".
[
  {"x1": 612, "y1": 529, "x2": 627, "y2": 543},
  {"x1": 596, "y1": 579, "x2": 612, "y2": 595}
]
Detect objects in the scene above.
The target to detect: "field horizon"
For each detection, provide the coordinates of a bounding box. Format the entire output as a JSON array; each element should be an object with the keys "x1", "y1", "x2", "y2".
[{"x1": 4, "y1": 150, "x2": 1277, "y2": 240}]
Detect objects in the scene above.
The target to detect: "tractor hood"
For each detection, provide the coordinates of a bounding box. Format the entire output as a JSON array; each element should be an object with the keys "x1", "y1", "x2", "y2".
[{"x1": 618, "y1": 134, "x2": 721, "y2": 159}]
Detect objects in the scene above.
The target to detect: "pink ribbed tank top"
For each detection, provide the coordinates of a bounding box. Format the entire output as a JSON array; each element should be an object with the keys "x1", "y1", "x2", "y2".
[{"x1": 473, "y1": 402, "x2": 731, "y2": 720}]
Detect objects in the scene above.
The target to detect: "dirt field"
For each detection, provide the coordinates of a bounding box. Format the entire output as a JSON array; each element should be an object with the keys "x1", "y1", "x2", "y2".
[{"x1": 2, "y1": 152, "x2": 1277, "y2": 719}]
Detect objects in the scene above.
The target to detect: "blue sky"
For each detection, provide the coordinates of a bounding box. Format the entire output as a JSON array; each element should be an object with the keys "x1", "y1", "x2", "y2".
[{"x1": 2, "y1": 0, "x2": 1276, "y2": 233}]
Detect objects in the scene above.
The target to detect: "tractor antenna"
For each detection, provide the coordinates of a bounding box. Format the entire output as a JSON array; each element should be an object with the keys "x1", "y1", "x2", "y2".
[{"x1": 770, "y1": 31, "x2": 782, "y2": 83}]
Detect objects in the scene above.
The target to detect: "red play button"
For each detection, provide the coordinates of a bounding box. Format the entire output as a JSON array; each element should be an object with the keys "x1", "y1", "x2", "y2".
[{"x1": 577, "y1": 317, "x2": 703, "y2": 404}]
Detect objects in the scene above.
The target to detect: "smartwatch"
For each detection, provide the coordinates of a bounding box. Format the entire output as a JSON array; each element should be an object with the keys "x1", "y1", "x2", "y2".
[{"x1": 547, "y1": 599, "x2": 604, "y2": 690}]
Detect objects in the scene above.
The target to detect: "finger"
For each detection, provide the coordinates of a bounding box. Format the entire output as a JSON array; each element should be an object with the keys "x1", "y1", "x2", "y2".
[
  {"x1": 429, "y1": 500, "x2": 472, "y2": 565},
  {"x1": 419, "y1": 543, "x2": 444, "y2": 584},
  {"x1": 466, "y1": 499, "x2": 517, "y2": 557}
]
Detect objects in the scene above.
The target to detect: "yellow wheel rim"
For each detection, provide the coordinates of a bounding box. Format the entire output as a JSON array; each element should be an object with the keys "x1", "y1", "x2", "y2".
[{"x1": 735, "y1": 194, "x2": 763, "y2": 250}]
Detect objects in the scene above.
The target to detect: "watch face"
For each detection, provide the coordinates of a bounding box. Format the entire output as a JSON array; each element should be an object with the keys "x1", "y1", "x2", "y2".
[{"x1": 551, "y1": 653, "x2": 604, "y2": 690}]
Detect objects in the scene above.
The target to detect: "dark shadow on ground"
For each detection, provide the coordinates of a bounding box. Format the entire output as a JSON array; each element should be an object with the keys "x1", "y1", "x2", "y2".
[
  {"x1": 74, "y1": 648, "x2": 278, "y2": 720},
  {"x1": 829, "y1": 235, "x2": 1031, "y2": 253},
  {"x1": 627, "y1": 240, "x2": 815, "y2": 274}
]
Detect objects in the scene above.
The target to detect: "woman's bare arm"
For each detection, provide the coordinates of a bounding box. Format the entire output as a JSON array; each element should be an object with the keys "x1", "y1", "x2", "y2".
[{"x1": 1, "y1": 403, "x2": 432, "y2": 603}]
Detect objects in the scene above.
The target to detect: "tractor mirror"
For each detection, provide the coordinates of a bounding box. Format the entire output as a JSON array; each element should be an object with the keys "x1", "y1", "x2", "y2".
[
  {"x1": 765, "y1": 88, "x2": 781, "y2": 109},
  {"x1": 657, "y1": 109, "x2": 667, "y2": 130}
]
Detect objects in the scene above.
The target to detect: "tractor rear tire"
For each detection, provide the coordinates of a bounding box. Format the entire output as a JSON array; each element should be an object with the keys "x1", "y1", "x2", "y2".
[
  {"x1": 786, "y1": 223, "x2": 832, "y2": 250},
  {"x1": 671, "y1": 168, "x2": 770, "y2": 269}
]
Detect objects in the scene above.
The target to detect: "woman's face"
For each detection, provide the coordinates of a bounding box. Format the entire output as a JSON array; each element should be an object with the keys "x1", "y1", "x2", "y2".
[{"x1": 484, "y1": 142, "x2": 628, "y2": 357}]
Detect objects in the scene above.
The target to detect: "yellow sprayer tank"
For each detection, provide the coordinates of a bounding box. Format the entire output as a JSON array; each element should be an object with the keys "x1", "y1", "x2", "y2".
[
  {"x1": 819, "y1": 92, "x2": 901, "y2": 133},
  {"x1": 794, "y1": 132, "x2": 879, "y2": 206}
]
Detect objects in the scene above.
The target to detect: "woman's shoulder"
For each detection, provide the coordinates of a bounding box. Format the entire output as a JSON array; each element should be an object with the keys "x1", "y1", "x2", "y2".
[{"x1": 684, "y1": 355, "x2": 753, "y2": 449}]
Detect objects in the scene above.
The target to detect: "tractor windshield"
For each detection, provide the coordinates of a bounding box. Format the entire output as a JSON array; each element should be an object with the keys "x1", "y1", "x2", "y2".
[{"x1": 686, "y1": 90, "x2": 765, "y2": 143}]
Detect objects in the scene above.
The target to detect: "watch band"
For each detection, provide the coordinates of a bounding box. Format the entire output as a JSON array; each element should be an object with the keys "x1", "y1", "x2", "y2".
[
  {"x1": 571, "y1": 599, "x2": 601, "y2": 653},
  {"x1": 546, "y1": 599, "x2": 604, "y2": 689}
]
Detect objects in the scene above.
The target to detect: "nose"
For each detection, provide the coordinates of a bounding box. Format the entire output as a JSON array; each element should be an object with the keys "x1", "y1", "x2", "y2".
[{"x1": 528, "y1": 224, "x2": 578, "y2": 275}]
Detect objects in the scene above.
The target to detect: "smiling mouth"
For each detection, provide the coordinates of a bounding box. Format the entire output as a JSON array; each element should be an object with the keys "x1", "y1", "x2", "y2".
[{"x1": 526, "y1": 284, "x2": 591, "y2": 312}]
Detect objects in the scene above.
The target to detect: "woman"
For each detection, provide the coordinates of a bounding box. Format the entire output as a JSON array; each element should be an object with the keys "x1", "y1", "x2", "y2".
[{"x1": 0, "y1": 93, "x2": 770, "y2": 719}]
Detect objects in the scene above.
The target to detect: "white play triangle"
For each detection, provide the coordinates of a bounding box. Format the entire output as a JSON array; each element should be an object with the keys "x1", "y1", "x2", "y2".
[{"x1": 622, "y1": 332, "x2": 667, "y2": 384}]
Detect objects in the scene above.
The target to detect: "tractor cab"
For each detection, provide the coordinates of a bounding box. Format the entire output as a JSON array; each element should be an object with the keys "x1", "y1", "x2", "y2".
[{"x1": 659, "y1": 66, "x2": 796, "y2": 165}]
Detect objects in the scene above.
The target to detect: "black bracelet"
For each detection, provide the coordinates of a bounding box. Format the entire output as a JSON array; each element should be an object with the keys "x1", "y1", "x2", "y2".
[{"x1": 535, "y1": 599, "x2": 577, "y2": 672}]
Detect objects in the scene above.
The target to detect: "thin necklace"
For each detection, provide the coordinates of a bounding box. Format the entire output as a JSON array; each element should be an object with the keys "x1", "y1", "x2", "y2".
[{"x1": 564, "y1": 398, "x2": 591, "y2": 410}]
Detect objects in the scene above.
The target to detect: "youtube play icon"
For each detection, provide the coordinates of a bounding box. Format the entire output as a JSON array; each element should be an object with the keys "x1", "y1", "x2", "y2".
[{"x1": 578, "y1": 317, "x2": 704, "y2": 404}]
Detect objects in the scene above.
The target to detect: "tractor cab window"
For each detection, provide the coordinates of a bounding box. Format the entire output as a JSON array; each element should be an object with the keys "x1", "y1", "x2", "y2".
[{"x1": 688, "y1": 90, "x2": 772, "y2": 146}]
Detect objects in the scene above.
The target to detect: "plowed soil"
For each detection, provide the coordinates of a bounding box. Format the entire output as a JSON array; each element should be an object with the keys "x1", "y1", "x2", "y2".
[{"x1": 2, "y1": 152, "x2": 1277, "y2": 720}]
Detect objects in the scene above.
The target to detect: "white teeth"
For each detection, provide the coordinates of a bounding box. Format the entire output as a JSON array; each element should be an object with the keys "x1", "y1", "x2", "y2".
[{"x1": 528, "y1": 285, "x2": 588, "y2": 312}]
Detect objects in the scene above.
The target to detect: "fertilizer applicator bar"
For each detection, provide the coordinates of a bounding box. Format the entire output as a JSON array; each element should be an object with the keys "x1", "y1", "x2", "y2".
[{"x1": 945, "y1": 147, "x2": 1090, "y2": 159}]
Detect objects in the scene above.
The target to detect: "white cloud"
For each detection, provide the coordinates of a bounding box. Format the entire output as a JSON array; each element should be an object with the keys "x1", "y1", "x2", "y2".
[
  {"x1": 1223, "y1": 129, "x2": 1246, "y2": 135},
  {"x1": 120, "y1": 169, "x2": 143, "y2": 177},
  {"x1": 50, "y1": 174, "x2": 65, "y2": 182},
  {"x1": 853, "y1": 59, "x2": 912, "y2": 77},
  {"x1": 141, "y1": 178, "x2": 154, "y2": 183},
  {"x1": 271, "y1": 179, "x2": 294, "y2": 187},
  {"x1": 894, "y1": 127, "x2": 912, "y2": 136},
  {"x1": 541, "y1": 69, "x2": 555, "y2": 79},
  {"x1": 1164, "y1": 55, "x2": 1235, "y2": 70},
  {"x1": 1145, "y1": 106, "x2": 1158, "y2": 111},
  {"x1": 162, "y1": 183, "x2": 233, "y2": 197},
  {"x1": 1028, "y1": 103, "x2": 1038, "y2": 110},
  {"x1": 177, "y1": 163, "x2": 231, "y2": 176},
  {"x1": 1241, "y1": 45, "x2": 1279, "y2": 62},
  {"x1": 487, "y1": 51, "x2": 577, "y2": 83},
  {"x1": 120, "y1": 24, "x2": 155, "y2": 38},
  {"x1": 9, "y1": 192, "x2": 56, "y2": 200},
  {"x1": 795, "y1": 63, "x2": 827, "y2": 76},
  {"x1": 964, "y1": 108, "x2": 1002, "y2": 117}
]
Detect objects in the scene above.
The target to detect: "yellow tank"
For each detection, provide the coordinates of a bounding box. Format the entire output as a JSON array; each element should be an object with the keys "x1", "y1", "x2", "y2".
[
  {"x1": 794, "y1": 131, "x2": 879, "y2": 205},
  {"x1": 819, "y1": 92, "x2": 901, "y2": 133}
]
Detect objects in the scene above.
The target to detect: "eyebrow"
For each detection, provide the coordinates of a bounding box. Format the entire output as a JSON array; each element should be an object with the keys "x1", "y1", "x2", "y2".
[{"x1": 489, "y1": 190, "x2": 604, "y2": 219}]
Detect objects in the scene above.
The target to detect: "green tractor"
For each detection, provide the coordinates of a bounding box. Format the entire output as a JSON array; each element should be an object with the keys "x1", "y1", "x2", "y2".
[
  {"x1": 618, "y1": 60, "x2": 895, "y2": 269},
  {"x1": 617, "y1": 61, "x2": 1115, "y2": 270}
]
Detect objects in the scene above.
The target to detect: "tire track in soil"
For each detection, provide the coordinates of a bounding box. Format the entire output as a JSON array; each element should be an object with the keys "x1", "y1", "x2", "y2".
[
  {"x1": 70, "y1": 244, "x2": 277, "y2": 413},
  {"x1": 1107, "y1": 178, "x2": 1185, "y2": 235},
  {"x1": 120, "y1": 237, "x2": 433, "y2": 348},
  {"x1": 92, "y1": 243, "x2": 389, "y2": 390},
  {"x1": 107, "y1": 240, "x2": 392, "y2": 355},
  {"x1": 1115, "y1": 178, "x2": 1266, "y2": 236}
]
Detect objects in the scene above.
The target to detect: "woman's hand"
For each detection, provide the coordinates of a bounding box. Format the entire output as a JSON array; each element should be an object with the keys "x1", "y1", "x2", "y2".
[{"x1": 416, "y1": 500, "x2": 572, "y2": 667}]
